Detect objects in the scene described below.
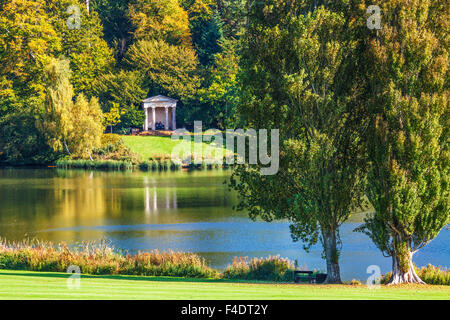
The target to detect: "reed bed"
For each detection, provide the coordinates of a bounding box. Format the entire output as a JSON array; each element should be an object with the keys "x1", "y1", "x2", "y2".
[
  {"x1": 0, "y1": 239, "x2": 217, "y2": 278},
  {"x1": 56, "y1": 159, "x2": 133, "y2": 171},
  {"x1": 57, "y1": 159, "x2": 227, "y2": 172},
  {"x1": 2, "y1": 239, "x2": 447, "y2": 284},
  {"x1": 138, "y1": 160, "x2": 182, "y2": 171}
]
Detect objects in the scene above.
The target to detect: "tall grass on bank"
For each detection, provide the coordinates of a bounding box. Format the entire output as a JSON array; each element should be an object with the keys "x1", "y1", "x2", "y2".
[
  {"x1": 138, "y1": 160, "x2": 182, "y2": 171},
  {"x1": 56, "y1": 159, "x2": 133, "y2": 171},
  {"x1": 0, "y1": 239, "x2": 216, "y2": 278},
  {"x1": 223, "y1": 256, "x2": 295, "y2": 282},
  {"x1": 381, "y1": 264, "x2": 450, "y2": 285},
  {"x1": 2, "y1": 239, "x2": 448, "y2": 284}
]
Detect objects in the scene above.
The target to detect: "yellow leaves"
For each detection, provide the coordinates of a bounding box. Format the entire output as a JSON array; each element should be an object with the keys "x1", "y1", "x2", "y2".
[
  {"x1": 70, "y1": 95, "x2": 104, "y2": 158},
  {"x1": 126, "y1": 39, "x2": 200, "y2": 98},
  {"x1": 184, "y1": 0, "x2": 213, "y2": 20},
  {"x1": 103, "y1": 103, "x2": 125, "y2": 128},
  {"x1": 129, "y1": 0, "x2": 192, "y2": 47},
  {"x1": 38, "y1": 58, "x2": 103, "y2": 158}
]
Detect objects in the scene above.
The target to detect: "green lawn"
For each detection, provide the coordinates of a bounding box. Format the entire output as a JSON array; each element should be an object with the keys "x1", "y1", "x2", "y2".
[
  {"x1": 121, "y1": 135, "x2": 232, "y2": 161},
  {"x1": 0, "y1": 270, "x2": 448, "y2": 300}
]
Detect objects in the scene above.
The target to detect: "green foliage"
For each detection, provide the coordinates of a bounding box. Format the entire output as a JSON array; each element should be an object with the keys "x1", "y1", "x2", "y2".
[
  {"x1": 187, "y1": 3, "x2": 224, "y2": 66},
  {"x1": 0, "y1": 1, "x2": 109, "y2": 163},
  {"x1": 223, "y1": 256, "x2": 295, "y2": 282},
  {"x1": 48, "y1": 0, "x2": 115, "y2": 96},
  {"x1": 0, "y1": 110, "x2": 57, "y2": 164},
  {"x1": 91, "y1": 0, "x2": 133, "y2": 61},
  {"x1": 215, "y1": 0, "x2": 247, "y2": 39},
  {"x1": 356, "y1": 0, "x2": 449, "y2": 279},
  {"x1": 198, "y1": 39, "x2": 240, "y2": 128},
  {"x1": 128, "y1": 0, "x2": 192, "y2": 46},
  {"x1": 126, "y1": 39, "x2": 201, "y2": 99},
  {"x1": 103, "y1": 102, "x2": 125, "y2": 132},
  {"x1": 37, "y1": 58, "x2": 104, "y2": 160},
  {"x1": 231, "y1": 1, "x2": 367, "y2": 283},
  {"x1": 93, "y1": 70, "x2": 146, "y2": 130},
  {"x1": 70, "y1": 95, "x2": 104, "y2": 159},
  {"x1": 0, "y1": 0, "x2": 60, "y2": 107}
]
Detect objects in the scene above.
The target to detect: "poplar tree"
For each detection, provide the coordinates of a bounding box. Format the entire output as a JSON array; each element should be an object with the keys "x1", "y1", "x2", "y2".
[{"x1": 356, "y1": 0, "x2": 449, "y2": 284}]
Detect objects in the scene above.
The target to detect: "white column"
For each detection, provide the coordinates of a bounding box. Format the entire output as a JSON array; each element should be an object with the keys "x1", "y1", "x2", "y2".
[
  {"x1": 172, "y1": 106, "x2": 176, "y2": 130},
  {"x1": 165, "y1": 106, "x2": 169, "y2": 130},
  {"x1": 144, "y1": 107, "x2": 148, "y2": 131},
  {"x1": 152, "y1": 106, "x2": 156, "y2": 131}
]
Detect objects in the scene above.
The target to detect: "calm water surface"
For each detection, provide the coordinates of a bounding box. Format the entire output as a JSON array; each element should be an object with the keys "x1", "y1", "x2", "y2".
[{"x1": 0, "y1": 168, "x2": 448, "y2": 280}]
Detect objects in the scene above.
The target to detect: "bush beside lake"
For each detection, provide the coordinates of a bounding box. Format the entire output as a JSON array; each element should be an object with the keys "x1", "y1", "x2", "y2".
[{"x1": 223, "y1": 256, "x2": 295, "y2": 282}]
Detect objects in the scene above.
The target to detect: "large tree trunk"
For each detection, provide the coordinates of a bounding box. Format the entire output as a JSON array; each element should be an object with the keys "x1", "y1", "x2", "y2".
[
  {"x1": 388, "y1": 240, "x2": 425, "y2": 285},
  {"x1": 323, "y1": 230, "x2": 342, "y2": 284}
]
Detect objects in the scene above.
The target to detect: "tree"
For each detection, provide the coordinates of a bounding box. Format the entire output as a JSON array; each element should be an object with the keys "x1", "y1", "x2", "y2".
[
  {"x1": 91, "y1": 0, "x2": 133, "y2": 61},
  {"x1": 128, "y1": 0, "x2": 192, "y2": 46},
  {"x1": 126, "y1": 39, "x2": 200, "y2": 99},
  {"x1": 0, "y1": 109, "x2": 56, "y2": 164},
  {"x1": 38, "y1": 58, "x2": 74, "y2": 155},
  {"x1": 356, "y1": 0, "x2": 449, "y2": 284},
  {"x1": 48, "y1": 0, "x2": 115, "y2": 97},
  {"x1": 69, "y1": 94, "x2": 104, "y2": 159},
  {"x1": 230, "y1": 1, "x2": 367, "y2": 283},
  {"x1": 93, "y1": 70, "x2": 146, "y2": 131},
  {"x1": 215, "y1": 0, "x2": 247, "y2": 39},
  {"x1": 194, "y1": 39, "x2": 240, "y2": 129},
  {"x1": 0, "y1": 0, "x2": 61, "y2": 105},
  {"x1": 181, "y1": 0, "x2": 224, "y2": 66},
  {"x1": 38, "y1": 58, "x2": 103, "y2": 159},
  {"x1": 103, "y1": 102, "x2": 125, "y2": 133}
]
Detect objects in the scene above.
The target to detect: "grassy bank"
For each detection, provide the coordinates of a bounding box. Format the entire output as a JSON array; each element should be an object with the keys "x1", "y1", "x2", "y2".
[
  {"x1": 0, "y1": 269, "x2": 449, "y2": 300},
  {"x1": 0, "y1": 240, "x2": 298, "y2": 282},
  {"x1": 121, "y1": 135, "x2": 232, "y2": 162}
]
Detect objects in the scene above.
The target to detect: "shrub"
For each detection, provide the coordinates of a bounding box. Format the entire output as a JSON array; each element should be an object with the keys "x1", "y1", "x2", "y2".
[
  {"x1": 223, "y1": 256, "x2": 295, "y2": 282},
  {"x1": 92, "y1": 134, "x2": 138, "y2": 163},
  {"x1": 349, "y1": 279, "x2": 362, "y2": 285}
]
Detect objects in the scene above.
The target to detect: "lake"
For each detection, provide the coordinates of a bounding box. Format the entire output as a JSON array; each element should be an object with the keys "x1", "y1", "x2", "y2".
[{"x1": 0, "y1": 168, "x2": 448, "y2": 281}]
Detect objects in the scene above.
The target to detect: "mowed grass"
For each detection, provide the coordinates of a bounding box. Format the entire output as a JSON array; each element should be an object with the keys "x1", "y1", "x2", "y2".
[
  {"x1": 121, "y1": 135, "x2": 232, "y2": 161},
  {"x1": 0, "y1": 270, "x2": 449, "y2": 300}
]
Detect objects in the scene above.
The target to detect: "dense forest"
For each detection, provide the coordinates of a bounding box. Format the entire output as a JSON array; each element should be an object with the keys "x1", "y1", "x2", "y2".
[{"x1": 0, "y1": 0, "x2": 244, "y2": 164}]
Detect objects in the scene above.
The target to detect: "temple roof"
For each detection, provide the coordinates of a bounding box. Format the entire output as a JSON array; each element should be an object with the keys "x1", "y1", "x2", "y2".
[{"x1": 142, "y1": 95, "x2": 178, "y2": 104}]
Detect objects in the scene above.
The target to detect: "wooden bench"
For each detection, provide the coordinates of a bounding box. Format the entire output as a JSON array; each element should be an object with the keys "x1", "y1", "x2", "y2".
[
  {"x1": 294, "y1": 271, "x2": 327, "y2": 284},
  {"x1": 294, "y1": 271, "x2": 314, "y2": 283}
]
